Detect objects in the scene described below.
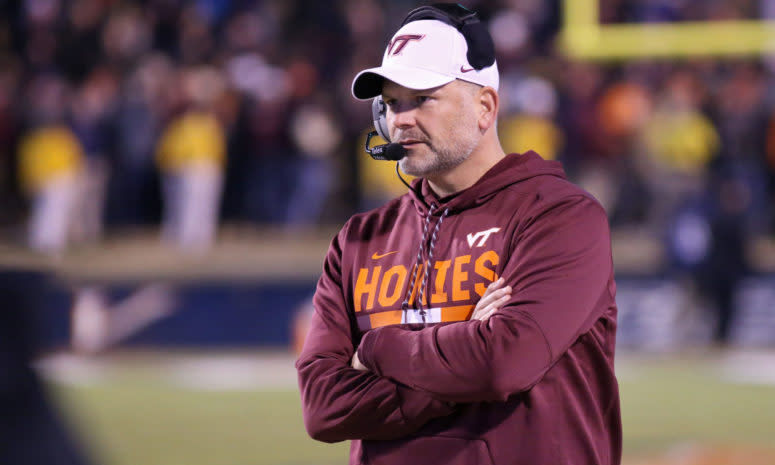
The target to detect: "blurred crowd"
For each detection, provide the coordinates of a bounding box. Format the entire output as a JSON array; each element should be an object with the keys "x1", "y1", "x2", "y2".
[{"x1": 0, "y1": 0, "x2": 774, "y2": 260}]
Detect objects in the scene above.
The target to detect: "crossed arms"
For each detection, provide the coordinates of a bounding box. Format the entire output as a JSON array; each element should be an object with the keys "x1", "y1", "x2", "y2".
[{"x1": 295, "y1": 195, "x2": 613, "y2": 442}]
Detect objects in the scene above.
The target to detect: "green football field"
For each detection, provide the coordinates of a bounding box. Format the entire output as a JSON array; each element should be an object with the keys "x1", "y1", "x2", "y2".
[{"x1": 44, "y1": 350, "x2": 775, "y2": 465}]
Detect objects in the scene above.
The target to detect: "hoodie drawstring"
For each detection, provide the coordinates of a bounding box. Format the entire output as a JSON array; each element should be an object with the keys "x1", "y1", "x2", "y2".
[
  {"x1": 401, "y1": 204, "x2": 450, "y2": 318},
  {"x1": 401, "y1": 208, "x2": 433, "y2": 311},
  {"x1": 419, "y1": 207, "x2": 450, "y2": 315}
]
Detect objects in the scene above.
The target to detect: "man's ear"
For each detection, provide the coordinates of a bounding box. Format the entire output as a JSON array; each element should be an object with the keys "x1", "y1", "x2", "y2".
[{"x1": 478, "y1": 87, "x2": 498, "y2": 131}]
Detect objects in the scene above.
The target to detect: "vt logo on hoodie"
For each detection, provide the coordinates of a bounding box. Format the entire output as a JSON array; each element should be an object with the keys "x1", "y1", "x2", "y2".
[{"x1": 466, "y1": 227, "x2": 501, "y2": 247}]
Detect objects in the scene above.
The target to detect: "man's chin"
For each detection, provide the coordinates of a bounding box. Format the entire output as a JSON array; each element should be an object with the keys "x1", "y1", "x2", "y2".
[
  {"x1": 398, "y1": 158, "x2": 420, "y2": 177},
  {"x1": 399, "y1": 157, "x2": 434, "y2": 178}
]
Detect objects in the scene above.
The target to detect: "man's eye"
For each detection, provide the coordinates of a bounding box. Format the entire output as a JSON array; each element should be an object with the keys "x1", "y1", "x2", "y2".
[{"x1": 416, "y1": 96, "x2": 429, "y2": 104}]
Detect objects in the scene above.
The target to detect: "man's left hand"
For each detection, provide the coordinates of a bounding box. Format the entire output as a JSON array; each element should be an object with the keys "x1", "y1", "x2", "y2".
[
  {"x1": 352, "y1": 349, "x2": 367, "y2": 371},
  {"x1": 471, "y1": 277, "x2": 511, "y2": 321}
]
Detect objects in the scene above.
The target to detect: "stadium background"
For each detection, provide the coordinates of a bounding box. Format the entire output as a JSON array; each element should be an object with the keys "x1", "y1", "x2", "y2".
[{"x1": 1, "y1": 0, "x2": 774, "y2": 464}]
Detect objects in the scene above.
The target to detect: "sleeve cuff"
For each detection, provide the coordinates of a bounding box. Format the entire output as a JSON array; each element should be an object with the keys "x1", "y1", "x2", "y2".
[{"x1": 357, "y1": 327, "x2": 381, "y2": 375}]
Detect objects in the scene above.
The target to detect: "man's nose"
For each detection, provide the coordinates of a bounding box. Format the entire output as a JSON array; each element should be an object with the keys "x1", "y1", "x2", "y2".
[{"x1": 390, "y1": 106, "x2": 416, "y2": 129}]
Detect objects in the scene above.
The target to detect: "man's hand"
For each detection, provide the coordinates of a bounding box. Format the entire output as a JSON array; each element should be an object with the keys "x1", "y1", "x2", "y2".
[
  {"x1": 470, "y1": 277, "x2": 511, "y2": 321},
  {"x1": 351, "y1": 277, "x2": 510, "y2": 370},
  {"x1": 352, "y1": 348, "x2": 368, "y2": 371}
]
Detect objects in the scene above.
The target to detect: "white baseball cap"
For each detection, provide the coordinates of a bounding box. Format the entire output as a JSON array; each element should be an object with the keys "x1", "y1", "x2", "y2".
[{"x1": 351, "y1": 19, "x2": 499, "y2": 100}]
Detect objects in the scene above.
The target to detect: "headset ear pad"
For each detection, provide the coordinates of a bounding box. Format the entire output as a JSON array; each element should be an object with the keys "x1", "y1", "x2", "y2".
[
  {"x1": 460, "y1": 21, "x2": 495, "y2": 69},
  {"x1": 372, "y1": 97, "x2": 391, "y2": 142},
  {"x1": 400, "y1": 4, "x2": 495, "y2": 71}
]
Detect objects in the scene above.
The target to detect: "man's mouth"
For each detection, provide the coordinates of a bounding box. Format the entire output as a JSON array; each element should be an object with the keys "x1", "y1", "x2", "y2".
[{"x1": 399, "y1": 139, "x2": 424, "y2": 147}]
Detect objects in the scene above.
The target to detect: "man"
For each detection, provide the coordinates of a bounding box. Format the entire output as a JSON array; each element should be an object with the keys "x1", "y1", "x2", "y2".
[{"x1": 296, "y1": 4, "x2": 621, "y2": 465}]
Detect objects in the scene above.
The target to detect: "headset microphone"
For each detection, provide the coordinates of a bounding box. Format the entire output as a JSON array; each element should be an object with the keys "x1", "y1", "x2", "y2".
[
  {"x1": 365, "y1": 98, "x2": 414, "y2": 192},
  {"x1": 365, "y1": 131, "x2": 407, "y2": 160},
  {"x1": 365, "y1": 96, "x2": 406, "y2": 160}
]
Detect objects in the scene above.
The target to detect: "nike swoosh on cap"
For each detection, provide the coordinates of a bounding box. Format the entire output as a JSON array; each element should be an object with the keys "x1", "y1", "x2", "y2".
[
  {"x1": 460, "y1": 65, "x2": 474, "y2": 73},
  {"x1": 372, "y1": 251, "x2": 398, "y2": 259}
]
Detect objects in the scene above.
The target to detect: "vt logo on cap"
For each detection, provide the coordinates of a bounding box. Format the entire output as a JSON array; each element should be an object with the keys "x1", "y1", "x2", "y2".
[
  {"x1": 387, "y1": 34, "x2": 425, "y2": 56},
  {"x1": 351, "y1": 19, "x2": 499, "y2": 100}
]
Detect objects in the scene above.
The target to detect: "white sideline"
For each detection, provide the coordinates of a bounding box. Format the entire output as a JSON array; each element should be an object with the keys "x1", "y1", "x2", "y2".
[
  {"x1": 718, "y1": 350, "x2": 775, "y2": 385},
  {"x1": 35, "y1": 350, "x2": 300, "y2": 391},
  {"x1": 35, "y1": 349, "x2": 775, "y2": 392}
]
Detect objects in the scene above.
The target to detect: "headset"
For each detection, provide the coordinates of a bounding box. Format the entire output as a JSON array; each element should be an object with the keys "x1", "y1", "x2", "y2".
[
  {"x1": 365, "y1": 3, "x2": 495, "y2": 161},
  {"x1": 365, "y1": 97, "x2": 402, "y2": 160}
]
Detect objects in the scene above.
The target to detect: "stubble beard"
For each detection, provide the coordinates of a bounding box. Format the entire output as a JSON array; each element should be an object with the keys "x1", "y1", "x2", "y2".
[{"x1": 398, "y1": 114, "x2": 480, "y2": 178}]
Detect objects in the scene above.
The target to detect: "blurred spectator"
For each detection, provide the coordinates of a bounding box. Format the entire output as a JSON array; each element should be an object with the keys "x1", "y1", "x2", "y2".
[
  {"x1": 68, "y1": 66, "x2": 119, "y2": 245},
  {"x1": 597, "y1": 80, "x2": 652, "y2": 146},
  {"x1": 488, "y1": 8, "x2": 533, "y2": 65},
  {"x1": 225, "y1": 53, "x2": 296, "y2": 224},
  {"x1": 711, "y1": 62, "x2": 772, "y2": 233},
  {"x1": 105, "y1": 54, "x2": 171, "y2": 227},
  {"x1": 17, "y1": 75, "x2": 84, "y2": 254},
  {"x1": 665, "y1": 158, "x2": 754, "y2": 345},
  {"x1": 596, "y1": 78, "x2": 653, "y2": 225},
  {"x1": 0, "y1": 60, "x2": 23, "y2": 225},
  {"x1": 101, "y1": 5, "x2": 151, "y2": 71},
  {"x1": 765, "y1": 113, "x2": 775, "y2": 230},
  {"x1": 58, "y1": 0, "x2": 104, "y2": 83},
  {"x1": 155, "y1": 66, "x2": 227, "y2": 251},
  {"x1": 698, "y1": 160, "x2": 754, "y2": 344},
  {"x1": 18, "y1": 124, "x2": 84, "y2": 254},
  {"x1": 499, "y1": 75, "x2": 563, "y2": 161},
  {"x1": 286, "y1": 99, "x2": 341, "y2": 226},
  {"x1": 556, "y1": 61, "x2": 611, "y2": 173},
  {"x1": 555, "y1": 62, "x2": 625, "y2": 216},
  {"x1": 177, "y1": 4, "x2": 216, "y2": 65},
  {"x1": 638, "y1": 69, "x2": 719, "y2": 226}
]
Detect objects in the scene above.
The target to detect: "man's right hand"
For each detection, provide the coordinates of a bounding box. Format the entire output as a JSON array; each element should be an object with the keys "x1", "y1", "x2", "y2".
[{"x1": 470, "y1": 277, "x2": 511, "y2": 321}]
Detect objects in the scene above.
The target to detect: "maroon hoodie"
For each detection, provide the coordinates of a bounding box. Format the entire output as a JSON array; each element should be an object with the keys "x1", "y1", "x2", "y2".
[{"x1": 296, "y1": 152, "x2": 621, "y2": 465}]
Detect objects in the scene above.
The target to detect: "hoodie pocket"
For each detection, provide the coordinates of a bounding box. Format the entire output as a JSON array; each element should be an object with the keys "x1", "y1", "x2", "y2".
[{"x1": 362, "y1": 436, "x2": 493, "y2": 465}]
